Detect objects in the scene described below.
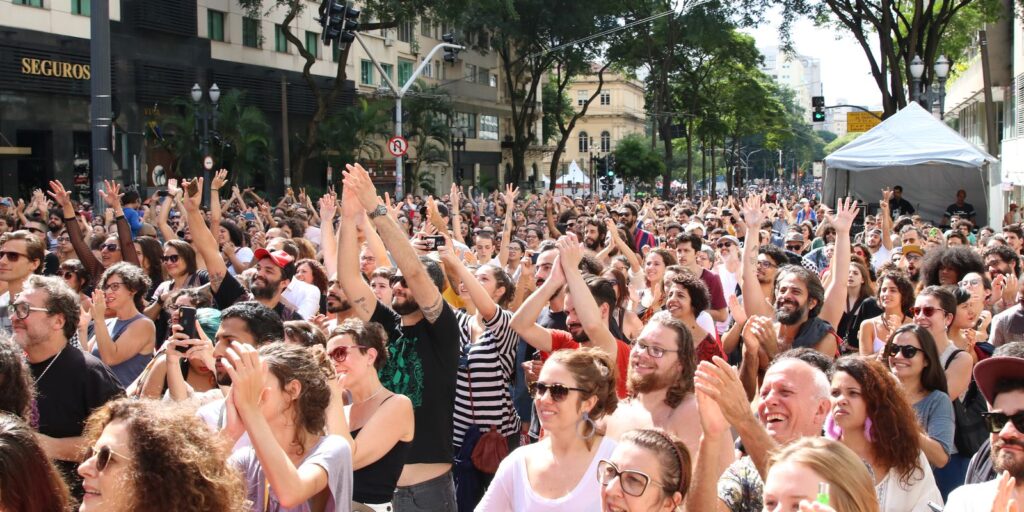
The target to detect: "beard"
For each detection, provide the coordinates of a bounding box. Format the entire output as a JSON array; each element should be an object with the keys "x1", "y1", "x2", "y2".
[
  {"x1": 568, "y1": 322, "x2": 589, "y2": 343},
  {"x1": 585, "y1": 238, "x2": 601, "y2": 251},
  {"x1": 775, "y1": 298, "x2": 808, "y2": 325},
  {"x1": 326, "y1": 295, "x2": 351, "y2": 313},
  {"x1": 994, "y1": 439, "x2": 1024, "y2": 479},
  {"x1": 250, "y1": 276, "x2": 279, "y2": 300},
  {"x1": 627, "y1": 369, "x2": 675, "y2": 395},
  {"x1": 392, "y1": 295, "x2": 420, "y2": 315},
  {"x1": 215, "y1": 360, "x2": 233, "y2": 386}
]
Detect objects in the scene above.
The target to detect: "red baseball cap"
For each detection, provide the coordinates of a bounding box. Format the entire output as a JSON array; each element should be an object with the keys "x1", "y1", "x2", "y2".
[
  {"x1": 253, "y1": 248, "x2": 294, "y2": 269},
  {"x1": 974, "y1": 356, "x2": 1024, "y2": 405}
]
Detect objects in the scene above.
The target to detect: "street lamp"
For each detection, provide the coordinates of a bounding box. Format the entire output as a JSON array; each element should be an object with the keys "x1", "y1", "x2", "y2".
[
  {"x1": 934, "y1": 55, "x2": 950, "y2": 118},
  {"x1": 908, "y1": 55, "x2": 951, "y2": 118},
  {"x1": 192, "y1": 83, "x2": 220, "y2": 206},
  {"x1": 451, "y1": 126, "x2": 467, "y2": 187}
]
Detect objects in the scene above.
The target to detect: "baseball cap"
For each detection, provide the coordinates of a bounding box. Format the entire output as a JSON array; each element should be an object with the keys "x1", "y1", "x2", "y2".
[
  {"x1": 901, "y1": 244, "x2": 925, "y2": 257},
  {"x1": 253, "y1": 248, "x2": 294, "y2": 269},
  {"x1": 785, "y1": 231, "x2": 805, "y2": 243},
  {"x1": 717, "y1": 235, "x2": 740, "y2": 246},
  {"x1": 974, "y1": 356, "x2": 1024, "y2": 404}
]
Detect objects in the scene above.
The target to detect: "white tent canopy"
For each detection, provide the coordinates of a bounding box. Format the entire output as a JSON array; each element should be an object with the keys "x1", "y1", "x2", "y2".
[
  {"x1": 824, "y1": 102, "x2": 998, "y2": 226},
  {"x1": 556, "y1": 161, "x2": 590, "y2": 185}
]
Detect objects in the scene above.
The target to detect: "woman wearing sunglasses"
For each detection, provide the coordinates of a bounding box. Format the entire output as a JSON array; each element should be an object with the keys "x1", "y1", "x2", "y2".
[
  {"x1": 598, "y1": 428, "x2": 690, "y2": 512},
  {"x1": 477, "y1": 347, "x2": 618, "y2": 511},
  {"x1": 144, "y1": 239, "x2": 209, "y2": 342},
  {"x1": 858, "y1": 270, "x2": 914, "y2": 357},
  {"x1": 913, "y1": 286, "x2": 974, "y2": 401},
  {"x1": 78, "y1": 398, "x2": 247, "y2": 512},
  {"x1": 223, "y1": 341, "x2": 353, "y2": 511},
  {"x1": 884, "y1": 325, "x2": 955, "y2": 471},
  {"x1": 762, "y1": 437, "x2": 879, "y2": 512},
  {"x1": 826, "y1": 357, "x2": 941, "y2": 511},
  {"x1": 87, "y1": 262, "x2": 156, "y2": 388},
  {"x1": 324, "y1": 319, "x2": 413, "y2": 511}
]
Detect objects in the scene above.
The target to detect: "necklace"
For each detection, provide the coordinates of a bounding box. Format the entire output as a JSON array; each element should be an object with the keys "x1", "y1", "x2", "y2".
[
  {"x1": 34, "y1": 346, "x2": 65, "y2": 384},
  {"x1": 353, "y1": 385, "x2": 386, "y2": 405}
]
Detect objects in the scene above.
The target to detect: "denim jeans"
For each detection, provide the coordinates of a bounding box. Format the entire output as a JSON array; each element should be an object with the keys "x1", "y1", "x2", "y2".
[{"x1": 393, "y1": 471, "x2": 457, "y2": 512}]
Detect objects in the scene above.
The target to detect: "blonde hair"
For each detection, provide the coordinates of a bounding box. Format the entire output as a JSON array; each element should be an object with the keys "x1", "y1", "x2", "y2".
[{"x1": 768, "y1": 437, "x2": 879, "y2": 512}]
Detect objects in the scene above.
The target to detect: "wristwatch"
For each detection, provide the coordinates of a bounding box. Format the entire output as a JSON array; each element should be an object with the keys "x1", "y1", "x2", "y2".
[{"x1": 368, "y1": 204, "x2": 388, "y2": 220}]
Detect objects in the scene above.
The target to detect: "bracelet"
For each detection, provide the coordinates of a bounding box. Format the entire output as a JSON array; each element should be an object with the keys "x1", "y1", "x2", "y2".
[
  {"x1": 63, "y1": 216, "x2": 76, "y2": 222},
  {"x1": 115, "y1": 215, "x2": 125, "y2": 221}
]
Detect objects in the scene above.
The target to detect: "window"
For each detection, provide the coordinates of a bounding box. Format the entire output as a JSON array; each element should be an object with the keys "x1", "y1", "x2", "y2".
[
  {"x1": 600, "y1": 91, "x2": 611, "y2": 106},
  {"x1": 72, "y1": 0, "x2": 89, "y2": 15},
  {"x1": 421, "y1": 18, "x2": 433, "y2": 38},
  {"x1": 422, "y1": 58, "x2": 433, "y2": 78},
  {"x1": 477, "y1": 68, "x2": 488, "y2": 84},
  {"x1": 578, "y1": 131, "x2": 590, "y2": 152},
  {"x1": 207, "y1": 10, "x2": 225, "y2": 41},
  {"x1": 361, "y1": 60, "x2": 374, "y2": 85},
  {"x1": 600, "y1": 131, "x2": 611, "y2": 152},
  {"x1": 242, "y1": 18, "x2": 260, "y2": 48},
  {"x1": 275, "y1": 25, "x2": 288, "y2": 53},
  {"x1": 577, "y1": 90, "x2": 588, "y2": 107},
  {"x1": 489, "y1": 73, "x2": 498, "y2": 87},
  {"x1": 479, "y1": 115, "x2": 499, "y2": 140},
  {"x1": 13, "y1": 0, "x2": 43, "y2": 7},
  {"x1": 465, "y1": 64, "x2": 478, "y2": 83},
  {"x1": 305, "y1": 31, "x2": 319, "y2": 59},
  {"x1": 398, "y1": 21, "x2": 414, "y2": 43},
  {"x1": 398, "y1": 59, "x2": 414, "y2": 84},
  {"x1": 381, "y1": 63, "x2": 395, "y2": 84},
  {"x1": 454, "y1": 112, "x2": 477, "y2": 138}
]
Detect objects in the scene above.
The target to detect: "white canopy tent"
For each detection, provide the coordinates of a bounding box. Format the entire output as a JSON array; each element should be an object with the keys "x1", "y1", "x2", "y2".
[{"x1": 824, "y1": 102, "x2": 998, "y2": 226}]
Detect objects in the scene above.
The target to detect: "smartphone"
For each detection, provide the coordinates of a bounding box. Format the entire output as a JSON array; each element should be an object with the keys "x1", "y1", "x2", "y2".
[
  {"x1": 177, "y1": 307, "x2": 198, "y2": 353},
  {"x1": 423, "y1": 235, "x2": 446, "y2": 250},
  {"x1": 184, "y1": 179, "x2": 199, "y2": 197},
  {"x1": 157, "y1": 190, "x2": 169, "y2": 198},
  {"x1": 243, "y1": 211, "x2": 256, "y2": 221}
]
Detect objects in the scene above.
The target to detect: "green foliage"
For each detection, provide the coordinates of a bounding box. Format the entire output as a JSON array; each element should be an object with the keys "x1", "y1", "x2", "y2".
[
  {"x1": 613, "y1": 134, "x2": 665, "y2": 184},
  {"x1": 317, "y1": 98, "x2": 392, "y2": 168},
  {"x1": 541, "y1": 78, "x2": 573, "y2": 145},
  {"x1": 817, "y1": 130, "x2": 839, "y2": 144},
  {"x1": 402, "y1": 81, "x2": 453, "y2": 195},
  {"x1": 824, "y1": 132, "x2": 864, "y2": 154}
]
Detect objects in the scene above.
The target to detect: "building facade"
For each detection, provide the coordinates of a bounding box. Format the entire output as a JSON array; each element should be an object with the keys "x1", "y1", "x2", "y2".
[{"x1": 758, "y1": 46, "x2": 822, "y2": 121}]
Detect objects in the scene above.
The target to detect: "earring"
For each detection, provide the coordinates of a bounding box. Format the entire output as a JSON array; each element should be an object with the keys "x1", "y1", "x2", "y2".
[
  {"x1": 824, "y1": 411, "x2": 843, "y2": 440},
  {"x1": 576, "y1": 410, "x2": 596, "y2": 440}
]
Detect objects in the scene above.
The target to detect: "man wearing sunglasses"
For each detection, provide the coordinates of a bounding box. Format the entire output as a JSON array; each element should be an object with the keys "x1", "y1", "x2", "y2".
[
  {"x1": 0, "y1": 230, "x2": 44, "y2": 334},
  {"x1": 14, "y1": 275, "x2": 123, "y2": 498},
  {"x1": 945, "y1": 352, "x2": 1024, "y2": 510},
  {"x1": 340, "y1": 164, "x2": 462, "y2": 512}
]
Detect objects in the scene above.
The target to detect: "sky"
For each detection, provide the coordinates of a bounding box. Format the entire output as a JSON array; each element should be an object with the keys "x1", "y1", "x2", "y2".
[{"x1": 742, "y1": 8, "x2": 884, "y2": 108}]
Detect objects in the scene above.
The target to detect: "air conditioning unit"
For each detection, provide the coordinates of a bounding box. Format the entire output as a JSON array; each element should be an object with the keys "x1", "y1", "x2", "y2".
[{"x1": 384, "y1": 36, "x2": 394, "y2": 47}]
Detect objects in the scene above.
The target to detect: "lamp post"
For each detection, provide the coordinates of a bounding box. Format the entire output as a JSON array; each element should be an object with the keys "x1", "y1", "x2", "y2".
[
  {"x1": 191, "y1": 83, "x2": 220, "y2": 206},
  {"x1": 908, "y1": 55, "x2": 951, "y2": 118},
  {"x1": 451, "y1": 126, "x2": 467, "y2": 187}
]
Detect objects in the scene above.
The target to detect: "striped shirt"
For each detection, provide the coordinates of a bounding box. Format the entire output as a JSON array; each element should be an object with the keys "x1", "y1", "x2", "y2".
[{"x1": 452, "y1": 308, "x2": 522, "y2": 450}]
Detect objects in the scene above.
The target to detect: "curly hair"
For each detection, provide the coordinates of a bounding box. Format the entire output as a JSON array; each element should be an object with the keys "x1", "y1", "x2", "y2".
[
  {"x1": 283, "y1": 320, "x2": 327, "y2": 348},
  {"x1": 668, "y1": 271, "x2": 710, "y2": 315},
  {"x1": 0, "y1": 337, "x2": 32, "y2": 420},
  {"x1": 876, "y1": 270, "x2": 915, "y2": 315},
  {"x1": 833, "y1": 357, "x2": 923, "y2": 488},
  {"x1": 0, "y1": 413, "x2": 70, "y2": 512},
  {"x1": 920, "y1": 246, "x2": 986, "y2": 287},
  {"x1": 259, "y1": 342, "x2": 334, "y2": 455},
  {"x1": 101, "y1": 261, "x2": 153, "y2": 311},
  {"x1": 295, "y1": 259, "x2": 329, "y2": 294},
  {"x1": 80, "y1": 399, "x2": 247, "y2": 512}
]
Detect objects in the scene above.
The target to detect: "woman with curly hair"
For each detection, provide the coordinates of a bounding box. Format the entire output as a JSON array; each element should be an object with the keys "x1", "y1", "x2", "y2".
[
  {"x1": 663, "y1": 272, "x2": 725, "y2": 364},
  {"x1": 294, "y1": 259, "x2": 329, "y2": 315},
  {"x1": 0, "y1": 413, "x2": 70, "y2": 512},
  {"x1": 77, "y1": 398, "x2": 246, "y2": 512},
  {"x1": 919, "y1": 246, "x2": 986, "y2": 287},
  {"x1": 827, "y1": 356, "x2": 941, "y2": 511},
  {"x1": 222, "y1": 341, "x2": 352, "y2": 511},
  {"x1": 88, "y1": 262, "x2": 156, "y2": 388},
  {"x1": 0, "y1": 337, "x2": 33, "y2": 420},
  {"x1": 859, "y1": 270, "x2": 915, "y2": 356}
]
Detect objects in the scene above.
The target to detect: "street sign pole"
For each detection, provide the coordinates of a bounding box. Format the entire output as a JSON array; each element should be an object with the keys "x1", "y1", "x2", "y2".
[{"x1": 90, "y1": 0, "x2": 112, "y2": 213}]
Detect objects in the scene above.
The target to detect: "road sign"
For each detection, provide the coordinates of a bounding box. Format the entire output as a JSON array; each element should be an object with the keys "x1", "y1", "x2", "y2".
[
  {"x1": 847, "y1": 111, "x2": 883, "y2": 133},
  {"x1": 388, "y1": 136, "x2": 409, "y2": 157},
  {"x1": 203, "y1": 155, "x2": 214, "y2": 171}
]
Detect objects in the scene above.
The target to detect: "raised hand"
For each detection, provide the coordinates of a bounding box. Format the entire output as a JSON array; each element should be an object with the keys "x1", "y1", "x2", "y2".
[
  {"x1": 342, "y1": 163, "x2": 382, "y2": 213},
  {"x1": 694, "y1": 357, "x2": 753, "y2": 426},
  {"x1": 741, "y1": 194, "x2": 765, "y2": 229},
  {"x1": 555, "y1": 235, "x2": 583, "y2": 274},
  {"x1": 503, "y1": 183, "x2": 519, "y2": 208},
  {"x1": 91, "y1": 289, "x2": 107, "y2": 320},
  {"x1": 47, "y1": 180, "x2": 75, "y2": 215},
  {"x1": 221, "y1": 342, "x2": 265, "y2": 416},
  {"x1": 211, "y1": 169, "x2": 229, "y2": 191},
  {"x1": 99, "y1": 180, "x2": 123, "y2": 211},
  {"x1": 181, "y1": 178, "x2": 203, "y2": 212},
  {"x1": 318, "y1": 191, "x2": 338, "y2": 222},
  {"x1": 167, "y1": 178, "x2": 182, "y2": 200},
  {"x1": 827, "y1": 196, "x2": 859, "y2": 234}
]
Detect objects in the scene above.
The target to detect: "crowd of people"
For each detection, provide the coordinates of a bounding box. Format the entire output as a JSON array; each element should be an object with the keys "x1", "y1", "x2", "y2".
[{"x1": 0, "y1": 166, "x2": 1022, "y2": 512}]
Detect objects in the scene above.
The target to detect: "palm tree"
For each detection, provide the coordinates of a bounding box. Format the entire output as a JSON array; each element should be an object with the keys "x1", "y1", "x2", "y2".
[
  {"x1": 402, "y1": 81, "x2": 452, "y2": 196},
  {"x1": 317, "y1": 97, "x2": 393, "y2": 170}
]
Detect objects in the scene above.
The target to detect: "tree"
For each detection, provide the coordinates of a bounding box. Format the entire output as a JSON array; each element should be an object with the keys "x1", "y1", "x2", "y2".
[
  {"x1": 545, "y1": 61, "x2": 612, "y2": 191},
  {"x1": 401, "y1": 82, "x2": 453, "y2": 195},
  {"x1": 316, "y1": 97, "x2": 392, "y2": 171},
  {"x1": 824, "y1": 131, "x2": 864, "y2": 154},
  {"x1": 613, "y1": 134, "x2": 666, "y2": 187},
  {"x1": 236, "y1": 0, "x2": 457, "y2": 187},
  {"x1": 747, "y1": 0, "x2": 1003, "y2": 117}
]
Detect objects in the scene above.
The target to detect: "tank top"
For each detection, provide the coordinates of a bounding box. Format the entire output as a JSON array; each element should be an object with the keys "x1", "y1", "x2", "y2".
[
  {"x1": 92, "y1": 313, "x2": 152, "y2": 387},
  {"x1": 351, "y1": 395, "x2": 412, "y2": 504}
]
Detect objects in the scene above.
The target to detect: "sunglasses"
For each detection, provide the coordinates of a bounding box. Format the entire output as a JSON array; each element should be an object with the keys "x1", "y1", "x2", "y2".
[
  {"x1": 528, "y1": 382, "x2": 587, "y2": 402},
  {"x1": 756, "y1": 260, "x2": 777, "y2": 269},
  {"x1": 328, "y1": 345, "x2": 367, "y2": 363},
  {"x1": 886, "y1": 343, "x2": 922, "y2": 359},
  {"x1": 84, "y1": 445, "x2": 130, "y2": 472},
  {"x1": 101, "y1": 243, "x2": 119, "y2": 252},
  {"x1": 959, "y1": 278, "x2": 982, "y2": 288},
  {"x1": 632, "y1": 340, "x2": 677, "y2": 359},
  {"x1": 161, "y1": 254, "x2": 180, "y2": 263},
  {"x1": 10, "y1": 301, "x2": 48, "y2": 320},
  {"x1": 716, "y1": 242, "x2": 735, "y2": 249},
  {"x1": 597, "y1": 460, "x2": 656, "y2": 497},
  {"x1": 910, "y1": 306, "x2": 946, "y2": 317},
  {"x1": 0, "y1": 251, "x2": 28, "y2": 262},
  {"x1": 786, "y1": 244, "x2": 802, "y2": 251},
  {"x1": 981, "y1": 411, "x2": 1024, "y2": 433}
]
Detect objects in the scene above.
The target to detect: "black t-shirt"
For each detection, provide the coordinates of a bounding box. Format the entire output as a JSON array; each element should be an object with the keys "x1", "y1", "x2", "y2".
[
  {"x1": 42, "y1": 252, "x2": 59, "y2": 276},
  {"x1": 372, "y1": 299, "x2": 460, "y2": 465},
  {"x1": 945, "y1": 202, "x2": 976, "y2": 221},
  {"x1": 212, "y1": 271, "x2": 300, "y2": 321},
  {"x1": 30, "y1": 345, "x2": 124, "y2": 497},
  {"x1": 889, "y1": 197, "x2": 915, "y2": 218}
]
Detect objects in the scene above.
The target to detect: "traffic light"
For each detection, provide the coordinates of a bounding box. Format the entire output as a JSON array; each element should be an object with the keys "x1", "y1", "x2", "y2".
[
  {"x1": 319, "y1": 1, "x2": 359, "y2": 47},
  {"x1": 811, "y1": 96, "x2": 825, "y2": 123},
  {"x1": 339, "y1": 6, "x2": 360, "y2": 44},
  {"x1": 442, "y1": 33, "x2": 460, "y2": 63}
]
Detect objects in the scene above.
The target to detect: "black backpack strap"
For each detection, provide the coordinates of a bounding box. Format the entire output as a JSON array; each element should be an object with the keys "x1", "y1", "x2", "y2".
[{"x1": 944, "y1": 349, "x2": 965, "y2": 371}]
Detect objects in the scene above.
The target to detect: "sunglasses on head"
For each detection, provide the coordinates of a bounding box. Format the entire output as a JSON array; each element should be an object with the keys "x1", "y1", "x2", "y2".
[
  {"x1": 528, "y1": 382, "x2": 587, "y2": 402},
  {"x1": 981, "y1": 411, "x2": 1024, "y2": 433},
  {"x1": 85, "y1": 445, "x2": 130, "y2": 472},
  {"x1": 886, "y1": 343, "x2": 922, "y2": 359},
  {"x1": 910, "y1": 306, "x2": 946, "y2": 317},
  {"x1": 329, "y1": 345, "x2": 367, "y2": 363},
  {"x1": 161, "y1": 254, "x2": 180, "y2": 263}
]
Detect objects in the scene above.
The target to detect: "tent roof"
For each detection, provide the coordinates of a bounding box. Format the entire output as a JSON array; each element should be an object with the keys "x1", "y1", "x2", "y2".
[{"x1": 824, "y1": 102, "x2": 997, "y2": 171}]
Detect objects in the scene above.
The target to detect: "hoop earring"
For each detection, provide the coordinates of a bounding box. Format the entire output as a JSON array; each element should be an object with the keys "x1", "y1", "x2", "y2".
[{"x1": 576, "y1": 410, "x2": 596, "y2": 440}]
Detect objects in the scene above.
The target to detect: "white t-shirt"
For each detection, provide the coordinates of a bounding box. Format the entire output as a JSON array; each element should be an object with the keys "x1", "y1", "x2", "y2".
[
  {"x1": 197, "y1": 397, "x2": 251, "y2": 453},
  {"x1": 944, "y1": 478, "x2": 999, "y2": 512},
  {"x1": 228, "y1": 247, "x2": 254, "y2": 276},
  {"x1": 476, "y1": 436, "x2": 616, "y2": 511},
  {"x1": 871, "y1": 245, "x2": 892, "y2": 270},
  {"x1": 715, "y1": 264, "x2": 739, "y2": 335},
  {"x1": 282, "y1": 279, "x2": 322, "y2": 320}
]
